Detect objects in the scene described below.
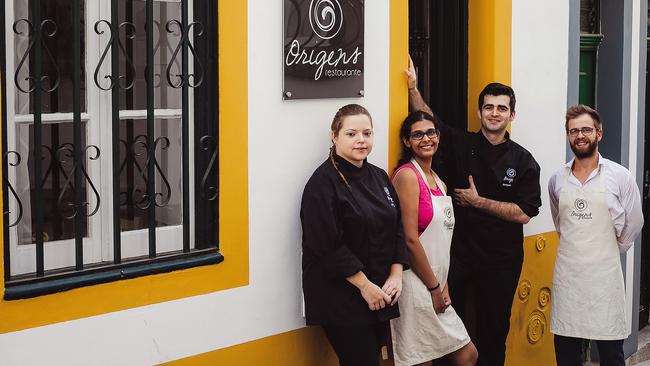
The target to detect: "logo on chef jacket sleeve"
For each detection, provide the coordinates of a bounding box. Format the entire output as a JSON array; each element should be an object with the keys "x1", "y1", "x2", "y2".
[
  {"x1": 571, "y1": 198, "x2": 592, "y2": 220},
  {"x1": 502, "y1": 168, "x2": 516, "y2": 187},
  {"x1": 443, "y1": 206, "x2": 454, "y2": 230},
  {"x1": 384, "y1": 187, "x2": 395, "y2": 207}
]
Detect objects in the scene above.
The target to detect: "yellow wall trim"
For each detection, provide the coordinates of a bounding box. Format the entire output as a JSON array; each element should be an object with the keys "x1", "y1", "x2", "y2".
[
  {"x1": 388, "y1": 0, "x2": 408, "y2": 173},
  {"x1": 0, "y1": 1, "x2": 249, "y2": 334},
  {"x1": 164, "y1": 327, "x2": 337, "y2": 366},
  {"x1": 505, "y1": 231, "x2": 558, "y2": 366},
  {"x1": 467, "y1": 0, "x2": 512, "y2": 131}
]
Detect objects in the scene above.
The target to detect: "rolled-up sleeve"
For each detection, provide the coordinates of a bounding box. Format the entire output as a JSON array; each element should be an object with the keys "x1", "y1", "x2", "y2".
[
  {"x1": 300, "y1": 180, "x2": 364, "y2": 279},
  {"x1": 515, "y1": 157, "x2": 542, "y2": 218}
]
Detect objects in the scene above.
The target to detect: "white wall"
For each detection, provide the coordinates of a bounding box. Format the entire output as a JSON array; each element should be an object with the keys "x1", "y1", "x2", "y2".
[
  {"x1": 0, "y1": 1, "x2": 392, "y2": 365},
  {"x1": 511, "y1": 0, "x2": 570, "y2": 236}
]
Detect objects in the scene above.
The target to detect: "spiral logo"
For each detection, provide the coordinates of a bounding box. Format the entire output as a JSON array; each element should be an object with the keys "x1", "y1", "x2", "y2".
[
  {"x1": 538, "y1": 287, "x2": 551, "y2": 309},
  {"x1": 309, "y1": 0, "x2": 344, "y2": 40},
  {"x1": 518, "y1": 280, "x2": 531, "y2": 302},
  {"x1": 506, "y1": 168, "x2": 516, "y2": 178},
  {"x1": 527, "y1": 311, "x2": 547, "y2": 344},
  {"x1": 444, "y1": 207, "x2": 452, "y2": 219},
  {"x1": 574, "y1": 198, "x2": 588, "y2": 212}
]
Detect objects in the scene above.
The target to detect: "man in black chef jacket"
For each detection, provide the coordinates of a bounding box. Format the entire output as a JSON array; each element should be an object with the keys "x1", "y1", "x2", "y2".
[{"x1": 406, "y1": 59, "x2": 541, "y2": 366}]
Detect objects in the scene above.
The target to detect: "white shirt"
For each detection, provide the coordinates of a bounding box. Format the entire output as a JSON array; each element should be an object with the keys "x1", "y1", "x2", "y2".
[{"x1": 548, "y1": 154, "x2": 644, "y2": 252}]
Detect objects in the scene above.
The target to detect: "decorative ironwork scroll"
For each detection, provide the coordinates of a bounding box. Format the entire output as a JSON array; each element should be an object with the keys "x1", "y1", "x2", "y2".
[
  {"x1": 3, "y1": 152, "x2": 23, "y2": 228},
  {"x1": 165, "y1": 20, "x2": 204, "y2": 88},
  {"x1": 94, "y1": 20, "x2": 137, "y2": 90},
  {"x1": 13, "y1": 19, "x2": 61, "y2": 94},
  {"x1": 131, "y1": 135, "x2": 172, "y2": 209}
]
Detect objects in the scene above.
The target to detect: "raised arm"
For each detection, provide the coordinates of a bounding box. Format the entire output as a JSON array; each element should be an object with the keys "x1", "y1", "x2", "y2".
[{"x1": 406, "y1": 56, "x2": 434, "y2": 115}]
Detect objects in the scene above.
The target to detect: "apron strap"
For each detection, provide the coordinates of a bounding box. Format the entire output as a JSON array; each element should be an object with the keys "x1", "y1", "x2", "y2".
[{"x1": 410, "y1": 158, "x2": 446, "y2": 195}]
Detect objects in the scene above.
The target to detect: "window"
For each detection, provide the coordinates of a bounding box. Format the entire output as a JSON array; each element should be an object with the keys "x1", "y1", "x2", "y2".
[{"x1": 1, "y1": 0, "x2": 220, "y2": 299}]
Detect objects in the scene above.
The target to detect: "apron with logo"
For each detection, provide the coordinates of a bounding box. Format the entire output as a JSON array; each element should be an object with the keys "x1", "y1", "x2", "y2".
[
  {"x1": 550, "y1": 172, "x2": 628, "y2": 340},
  {"x1": 391, "y1": 160, "x2": 470, "y2": 365}
]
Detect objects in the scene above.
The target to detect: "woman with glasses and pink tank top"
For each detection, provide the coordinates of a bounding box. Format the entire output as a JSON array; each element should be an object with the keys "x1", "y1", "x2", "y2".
[{"x1": 390, "y1": 111, "x2": 477, "y2": 366}]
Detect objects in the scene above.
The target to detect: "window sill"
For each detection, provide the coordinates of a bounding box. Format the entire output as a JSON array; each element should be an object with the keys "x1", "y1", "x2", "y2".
[{"x1": 4, "y1": 250, "x2": 224, "y2": 300}]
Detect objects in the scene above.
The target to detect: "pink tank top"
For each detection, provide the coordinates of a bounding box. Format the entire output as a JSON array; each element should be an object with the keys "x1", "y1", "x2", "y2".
[{"x1": 392, "y1": 163, "x2": 444, "y2": 236}]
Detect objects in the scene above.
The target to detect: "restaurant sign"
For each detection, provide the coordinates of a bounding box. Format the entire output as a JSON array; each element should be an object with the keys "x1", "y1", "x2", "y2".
[{"x1": 283, "y1": 0, "x2": 365, "y2": 99}]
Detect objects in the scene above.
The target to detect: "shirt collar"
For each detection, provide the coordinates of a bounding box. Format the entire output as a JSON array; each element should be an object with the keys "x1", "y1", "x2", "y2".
[
  {"x1": 565, "y1": 153, "x2": 604, "y2": 170},
  {"x1": 478, "y1": 130, "x2": 511, "y2": 148},
  {"x1": 333, "y1": 153, "x2": 368, "y2": 178},
  {"x1": 565, "y1": 153, "x2": 604, "y2": 184}
]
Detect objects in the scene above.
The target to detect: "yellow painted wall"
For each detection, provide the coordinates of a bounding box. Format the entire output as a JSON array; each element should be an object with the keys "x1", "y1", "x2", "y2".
[
  {"x1": 0, "y1": 0, "x2": 249, "y2": 334},
  {"x1": 164, "y1": 327, "x2": 338, "y2": 366},
  {"x1": 504, "y1": 232, "x2": 558, "y2": 366},
  {"x1": 467, "y1": 0, "x2": 512, "y2": 132},
  {"x1": 388, "y1": 0, "x2": 409, "y2": 173}
]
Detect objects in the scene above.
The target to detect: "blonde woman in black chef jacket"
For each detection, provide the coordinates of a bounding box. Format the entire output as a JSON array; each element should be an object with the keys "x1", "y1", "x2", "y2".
[{"x1": 301, "y1": 104, "x2": 409, "y2": 366}]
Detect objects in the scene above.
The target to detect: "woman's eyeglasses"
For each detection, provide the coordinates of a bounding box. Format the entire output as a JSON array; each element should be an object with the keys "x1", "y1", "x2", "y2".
[{"x1": 409, "y1": 128, "x2": 440, "y2": 140}]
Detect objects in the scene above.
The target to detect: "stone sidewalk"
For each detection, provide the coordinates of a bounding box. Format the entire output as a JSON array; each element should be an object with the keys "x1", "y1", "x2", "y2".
[{"x1": 627, "y1": 326, "x2": 650, "y2": 366}]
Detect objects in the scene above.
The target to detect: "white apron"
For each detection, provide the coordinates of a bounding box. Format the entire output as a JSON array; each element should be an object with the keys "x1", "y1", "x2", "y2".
[
  {"x1": 391, "y1": 160, "x2": 470, "y2": 366},
  {"x1": 550, "y1": 172, "x2": 628, "y2": 340}
]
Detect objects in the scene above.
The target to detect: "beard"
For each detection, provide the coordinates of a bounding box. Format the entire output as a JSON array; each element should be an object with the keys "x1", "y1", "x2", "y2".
[{"x1": 570, "y1": 138, "x2": 598, "y2": 158}]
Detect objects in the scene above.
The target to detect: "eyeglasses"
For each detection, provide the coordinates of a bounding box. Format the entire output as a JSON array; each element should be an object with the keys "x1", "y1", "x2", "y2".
[
  {"x1": 409, "y1": 128, "x2": 440, "y2": 140},
  {"x1": 567, "y1": 127, "x2": 596, "y2": 137}
]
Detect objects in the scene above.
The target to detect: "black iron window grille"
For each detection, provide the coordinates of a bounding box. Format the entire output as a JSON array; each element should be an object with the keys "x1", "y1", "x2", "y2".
[{"x1": 1, "y1": 0, "x2": 220, "y2": 299}]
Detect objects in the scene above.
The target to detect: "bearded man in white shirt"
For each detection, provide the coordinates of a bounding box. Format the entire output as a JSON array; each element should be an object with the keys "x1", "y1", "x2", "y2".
[{"x1": 548, "y1": 104, "x2": 644, "y2": 366}]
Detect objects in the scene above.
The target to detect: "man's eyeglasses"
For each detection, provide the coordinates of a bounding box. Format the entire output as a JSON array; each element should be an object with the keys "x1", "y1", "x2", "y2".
[
  {"x1": 409, "y1": 128, "x2": 440, "y2": 140},
  {"x1": 567, "y1": 127, "x2": 597, "y2": 137}
]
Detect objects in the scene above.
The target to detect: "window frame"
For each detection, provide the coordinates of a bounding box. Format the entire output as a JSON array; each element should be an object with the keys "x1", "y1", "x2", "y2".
[{"x1": 1, "y1": 0, "x2": 223, "y2": 300}]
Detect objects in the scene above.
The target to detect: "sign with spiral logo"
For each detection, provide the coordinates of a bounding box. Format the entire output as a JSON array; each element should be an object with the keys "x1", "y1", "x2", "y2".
[{"x1": 284, "y1": 0, "x2": 364, "y2": 99}]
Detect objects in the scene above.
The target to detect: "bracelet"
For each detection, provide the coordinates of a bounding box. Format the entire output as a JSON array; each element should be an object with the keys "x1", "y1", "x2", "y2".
[{"x1": 427, "y1": 283, "x2": 440, "y2": 292}]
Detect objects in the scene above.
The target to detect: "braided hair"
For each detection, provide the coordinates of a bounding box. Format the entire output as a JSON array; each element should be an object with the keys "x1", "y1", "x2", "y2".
[
  {"x1": 329, "y1": 104, "x2": 373, "y2": 188},
  {"x1": 396, "y1": 111, "x2": 441, "y2": 168}
]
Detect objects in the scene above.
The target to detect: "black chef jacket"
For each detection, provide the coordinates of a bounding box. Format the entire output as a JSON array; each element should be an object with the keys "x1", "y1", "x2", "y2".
[
  {"x1": 434, "y1": 124, "x2": 542, "y2": 269},
  {"x1": 300, "y1": 154, "x2": 409, "y2": 326}
]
